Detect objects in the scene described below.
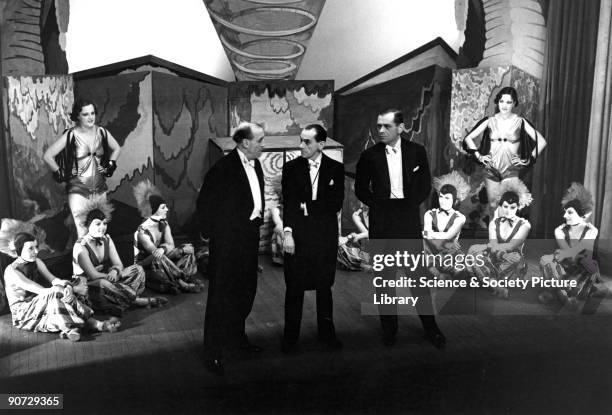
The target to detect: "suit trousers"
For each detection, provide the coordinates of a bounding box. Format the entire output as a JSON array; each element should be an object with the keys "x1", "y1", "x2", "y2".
[
  {"x1": 283, "y1": 281, "x2": 335, "y2": 343},
  {"x1": 203, "y1": 218, "x2": 261, "y2": 359},
  {"x1": 371, "y1": 222, "x2": 439, "y2": 337}
]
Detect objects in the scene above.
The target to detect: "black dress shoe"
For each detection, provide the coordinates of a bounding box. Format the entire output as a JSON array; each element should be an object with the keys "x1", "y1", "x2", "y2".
[
  {"x1": 281, "y1": 339, "x2": 297, "y2": 354},
  {"x1": 240, "y1": 341, "x2": 262, "y2": 353},
  {"x1": 382, "y1": 334, "x2": 397, "y2": 347},
  {"x1": 205, "y1": 358, "x2": 225, "y2": 375},
  {"x1": 424, "y1": 329, "x2": 446, "y2": 349}
]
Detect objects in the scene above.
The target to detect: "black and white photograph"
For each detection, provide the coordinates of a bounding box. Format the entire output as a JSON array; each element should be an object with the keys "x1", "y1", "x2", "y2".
[{"x1": 1, "y1": 0, "x2": 611, "y2": 413}]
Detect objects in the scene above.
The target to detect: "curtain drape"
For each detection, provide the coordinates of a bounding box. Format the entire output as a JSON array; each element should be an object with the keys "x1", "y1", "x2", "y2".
[
  {"x1": 584, "y1": 0, "x2": 612, "y2": 273},
  {"x1": 531, "y1": 0, "x2": 601, "y2": 238}
]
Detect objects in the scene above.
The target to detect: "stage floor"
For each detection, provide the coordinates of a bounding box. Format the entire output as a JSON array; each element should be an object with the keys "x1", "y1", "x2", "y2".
[{"x1": 1, "y1": 258, "x2": 612, "y2": 414}]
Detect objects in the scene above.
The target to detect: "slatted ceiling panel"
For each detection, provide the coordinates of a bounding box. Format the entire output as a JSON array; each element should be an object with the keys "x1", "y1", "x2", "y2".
[{"x1": 205, "y1": 0, "x2": 326, "y2": 81}]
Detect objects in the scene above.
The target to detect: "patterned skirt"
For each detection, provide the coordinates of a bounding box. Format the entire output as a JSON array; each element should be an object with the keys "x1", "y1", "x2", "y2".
[
  {"x1": 337, "y1": 241, "x2": 370, "y2": 271},
  {"x1": 10, "y1": 287, "x2": 93, "y2": 333},
  {"x1": 469, "y1": 244, "x2": 527, "y2": 283},
  {"x1": 143, "y1": 249, "x2": 200, "y2": 294},
  {"x1": 424, "y1": 240, "x2": 463, "y2": 276},
  {"x1": 540, "y1": 254, "x2": 605, "y2": 299},
  {"x1": 85, "y1": 265, "x2": 146, "y2": 315}
]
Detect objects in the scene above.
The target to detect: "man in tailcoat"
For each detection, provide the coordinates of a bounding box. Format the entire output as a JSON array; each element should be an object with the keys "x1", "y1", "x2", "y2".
[
  {"x1": 281, "y1": 124, "x2": 345, "y2": 352},
  {"x1": 197, "y1": 122, "x2": 265, "y2": 374},
  {"x1": 355, "y1": 109, "x2": 446, "y2": 348}
]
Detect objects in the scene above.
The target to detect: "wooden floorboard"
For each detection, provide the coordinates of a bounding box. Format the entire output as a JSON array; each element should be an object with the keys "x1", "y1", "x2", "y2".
[{"x1": 1, "y1": 256, "x2": 612, "y2": 414}]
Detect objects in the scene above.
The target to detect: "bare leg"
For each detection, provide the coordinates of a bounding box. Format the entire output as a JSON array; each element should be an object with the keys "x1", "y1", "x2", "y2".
[
  {"x1": 86, "y1": 317, "x2": 121, "y2": 332},
  {"x1": 484, "y1": 178, "x2": 501, "y2": 220},
  {"x1": 68, "y1": 193, "x2": 89, "y2": 238}
]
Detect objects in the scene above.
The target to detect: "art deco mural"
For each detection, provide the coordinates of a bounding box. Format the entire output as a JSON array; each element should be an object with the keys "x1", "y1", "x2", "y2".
[
  {"x1": 335, "y1": 65, "x2": 453, "y2": 178},
  {"x1": 2, "y1": 75, "x2": 74, "y2": 253},
  {"x1": 229, "y1": 80, "x2": 333, "y2": 136},
  {"x1": 75, "y1": 68, "x2": 229, "y2": 232},
  {"x1": 204, "y1": 0, "x2": 326, "y2": 80},
  {"x1": 151, "y1": 71, "x2": 228, "y2": 227}
]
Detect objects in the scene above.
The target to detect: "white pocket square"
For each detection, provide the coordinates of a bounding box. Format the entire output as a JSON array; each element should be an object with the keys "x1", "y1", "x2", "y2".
[
  {"x1": 413, "y1": 165, "x2": 420, "y2": 172},
  {"x1": 329, "y1": 179, "x2": 334, "y2": 185}
]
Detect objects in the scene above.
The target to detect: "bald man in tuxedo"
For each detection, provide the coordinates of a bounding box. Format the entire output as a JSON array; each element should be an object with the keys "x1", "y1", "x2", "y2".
[
  {"x1": 197, "y1": 122, "x2": 266, "y2": 374},
  {"x1": 355, "y1": 109, "x2": 445, "y2": 348}
]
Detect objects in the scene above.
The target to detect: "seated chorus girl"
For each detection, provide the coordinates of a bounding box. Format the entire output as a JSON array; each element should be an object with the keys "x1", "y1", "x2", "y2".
[
  {"x1": 72, "y1": 195, "x2": 166, "y2": 316},
  {"x1": 539, "y1": 183, "x2": 607, "y2": 307},
  {"x1": 133, "y1": 180, "x2": 202, "y2": 294},
  {"x1": 422, "y1": 171, "x2": 469, "y2": 279},
  {"x1": 1, "y1": 221, "x2": 120, "y2": 342},
  {"x1": 468, "y1": 178, "x2": 532, "y2": 298},
  {"x1": 337, "y1": 205, "x2": 371, "y2": 271}
]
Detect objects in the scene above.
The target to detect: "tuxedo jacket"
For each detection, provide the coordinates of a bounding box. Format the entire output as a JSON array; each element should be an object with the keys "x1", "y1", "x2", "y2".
[
  {"x1": 196, "y1": 148, "x2": 265, "y2": 241},
  {"x1": 282, "y1": 153, "x2": 344, "y2": 288},
  {"x1": 282, "y1": 154, "x2": 344, "y2": 231},
  {"x1": 355, "y1": 140, "x2": 431, "y2": 239}
]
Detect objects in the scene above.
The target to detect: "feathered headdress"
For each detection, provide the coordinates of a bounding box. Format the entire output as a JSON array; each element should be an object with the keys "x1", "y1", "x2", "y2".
[
  {"x1": 133, "y1": 180, "x2": 164, "y2": 218},
  {"x1": 561, "y1": 182, "x2": 593, "y2": 217},
  {"x1": 495, "y1": 178, "x2": 533, "y2": 209},
  {"x1": 73, "y1": 194, "x2": 114, "y2": 227},
  {"x1": 433, "y1": 171, "x2": 471, "y2": 202},
  {"x1": 0, "y1": 218, "x2": 50, "y2": 258}
]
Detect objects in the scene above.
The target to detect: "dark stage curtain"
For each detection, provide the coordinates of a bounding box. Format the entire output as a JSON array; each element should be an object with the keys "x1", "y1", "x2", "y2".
[{"x1": 531, "y1": 0, "x2": 601, "y2": 237}]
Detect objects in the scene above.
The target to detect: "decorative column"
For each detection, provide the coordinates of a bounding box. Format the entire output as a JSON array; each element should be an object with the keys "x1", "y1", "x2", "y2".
[{"x1": 449, "y1": 0, "x2": 545, "y2": 230}]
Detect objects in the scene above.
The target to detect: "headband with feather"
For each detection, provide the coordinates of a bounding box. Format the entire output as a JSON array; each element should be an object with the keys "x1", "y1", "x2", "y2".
[
  {"x1": 561, "y1": 182, "x2": 593, "y2": 217},
  {"x1": 73, "y1": 194, "x2": 114, "y2": 227},
  {"x1": 495, "y1": 178, "x2": 533, "y2": 209},
  {"x1": 433, "y1": 171, "x2": 471, "y2": 202},
  {"x1": 0, "y1": 218, "x2": 51, "y2": 258},
  {"x1": 133, "y1": 180, "x2": 165, "y2": 218}
]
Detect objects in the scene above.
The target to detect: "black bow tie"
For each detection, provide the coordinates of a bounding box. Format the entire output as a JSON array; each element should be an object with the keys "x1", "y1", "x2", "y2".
[
  {"x1": 500, "y1": 217, "x2": 515, "y2": 226},
  {"x1": 92, "y1": 237, "x2": 104, "y2": 246},
  {"x1": 439, "y1": 209, "x2": 452, "y2": 216}
]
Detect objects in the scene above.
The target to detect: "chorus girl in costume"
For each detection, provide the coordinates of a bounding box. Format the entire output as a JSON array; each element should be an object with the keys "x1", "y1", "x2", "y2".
[
  {"x1": 72, "y1": 195, "x2": 164, "y2": 316},
  {"x1": 1, "y1": 221, "x2": 120, "y2": 342},
  {"x1": 422, "y1": 171, "x2": 469, "y2": 279},
  {"x1": 462, "y1": 87, "x2": 546, "y2": 215},
  {"x1": 44, "y1": 98, "x2": 121, "y2": 238},
  {"x1": 468, "y1": 178, "x2": 532, "y2": 298},
  {"x1": 337, "y1": 206, "x2": 371, "y2": 271},
  {"x1": 539, "y1": 183, "x2": 607, "y2": 307},
  {"x1": 133, "y1": 180, "x2": 202, "y2": 294}
]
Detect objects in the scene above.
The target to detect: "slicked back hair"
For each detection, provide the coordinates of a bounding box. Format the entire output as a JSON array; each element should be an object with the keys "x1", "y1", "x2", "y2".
[
  {"x1": 379, "y1": 108, "x2": 403, "y2": 125},
  {"x1": 304, "y1": 124, "x2": 327, "y2": 142}
]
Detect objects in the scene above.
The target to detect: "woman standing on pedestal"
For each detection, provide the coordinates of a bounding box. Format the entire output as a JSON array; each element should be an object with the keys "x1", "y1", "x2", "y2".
[
  {"x1": 44, "y1": 98, "x2": 121, "y2": 238},
  {"x1": 462, "y1": 87, "x2": 546, "y2": 216}
]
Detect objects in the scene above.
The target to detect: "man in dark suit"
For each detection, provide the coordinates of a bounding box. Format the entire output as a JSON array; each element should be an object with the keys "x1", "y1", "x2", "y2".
[
  {"x1": 196, "y1": 122, "x2": 265, "y2": 374},
  {"x1": 355, "y1": 109, "x2": 446, "y2": 348},
  {"x1": 281, "y1": 124, "x2": 344, "y2": 353}
]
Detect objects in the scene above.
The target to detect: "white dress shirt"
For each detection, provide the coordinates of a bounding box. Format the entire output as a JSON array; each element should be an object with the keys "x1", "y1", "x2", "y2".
[
  {"x1": 385, "y1": 140, "x2": 404, "y2": 199},
  {"x1": 238, "y1": 149, "x2": 262, "y2": 220},
  {"x1": 308, "y1": 153, "x2": 322, "y2": 201}
]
